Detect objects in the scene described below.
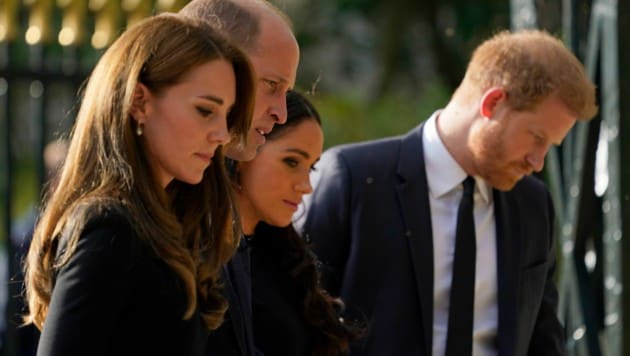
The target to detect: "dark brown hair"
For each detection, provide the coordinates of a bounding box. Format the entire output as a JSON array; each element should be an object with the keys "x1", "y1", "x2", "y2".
[
  {"x1": 247, "y1": 91, "x2": 364, "y2": 354},
  {"x1": 252, "y1": 223, "x2": 364, "y2": 355}
]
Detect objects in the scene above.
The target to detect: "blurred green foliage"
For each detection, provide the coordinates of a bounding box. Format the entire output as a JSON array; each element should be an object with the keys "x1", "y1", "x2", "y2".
[
  {"x1": 0, "y1": 159, "x2": 38, "y2": 245},
  {"x1": 307, "y1": 79, "x2": 451, "y2": 148},
  {"x1": 12, "y1": 160, "x2": 39, "y2": 217}
]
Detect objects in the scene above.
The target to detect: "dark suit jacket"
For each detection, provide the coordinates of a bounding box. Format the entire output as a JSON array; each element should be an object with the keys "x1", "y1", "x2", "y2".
[
  {"x1": 297, "y1": 123, "x2": 564, "y2": 356},
  {"x1": 206, "y1": 242, "x2": 257, "y2": 356}
]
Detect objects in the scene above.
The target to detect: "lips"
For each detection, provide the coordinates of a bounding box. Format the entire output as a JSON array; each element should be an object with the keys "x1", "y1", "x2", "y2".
[
  {"x1": 283, "y1": 199, "x2": 299, "y2": 210},
  {"x1": 253, "y1": 125, "x2": 274, "y2": 145},
  {"x1": 195, "y1": 153, "x2": 214, "y2": 164}
]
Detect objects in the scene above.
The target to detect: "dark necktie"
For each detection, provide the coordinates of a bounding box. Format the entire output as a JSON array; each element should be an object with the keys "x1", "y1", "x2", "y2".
[{"x1": 445, "y1": 176, "x2": 476, "y2": 356}]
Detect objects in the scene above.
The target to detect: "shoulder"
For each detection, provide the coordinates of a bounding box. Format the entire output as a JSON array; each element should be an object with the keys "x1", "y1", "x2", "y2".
[
  {"x1": 83, "y1": 206, "x2": 134, "y2": 236},
  {"x1": 327, "y1": 135, "x2": 404, "y2": 162},
  {"x1": 59, "y1": 204, "x2": 145, "y2": 265},
  {"x1": 51, "y1": 204, "x2": 154, "y2": 296},
  {"x1": 322, "y1": 123, "x2": 423, "y2": 169},
  {"x1": 316, "y1": 135, "x2": 405, "y2": 180}
]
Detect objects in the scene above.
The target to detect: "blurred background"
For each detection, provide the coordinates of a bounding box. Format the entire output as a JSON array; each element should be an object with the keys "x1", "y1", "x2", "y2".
[{"x1": 1, "y1": 0, "x2": 628, "y2": 355}]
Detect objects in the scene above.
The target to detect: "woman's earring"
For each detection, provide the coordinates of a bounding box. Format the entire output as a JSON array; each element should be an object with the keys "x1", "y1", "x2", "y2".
[{"x1": 136, "y1": 122, "x2": 143, "y2": 136}]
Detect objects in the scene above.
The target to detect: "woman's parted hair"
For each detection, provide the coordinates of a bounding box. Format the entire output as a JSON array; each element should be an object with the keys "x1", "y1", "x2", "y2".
[
  {"x1": 24, "y1": 13, "x2": 255, "y2": 330},
  {"x1": 267, "y1": 90, "x2": 322, "y2": 141}
]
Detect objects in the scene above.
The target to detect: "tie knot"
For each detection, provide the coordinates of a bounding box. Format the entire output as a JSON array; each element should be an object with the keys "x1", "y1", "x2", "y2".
[{"x1": 462, "y1": 176, "x2": 475, "y2": 199}]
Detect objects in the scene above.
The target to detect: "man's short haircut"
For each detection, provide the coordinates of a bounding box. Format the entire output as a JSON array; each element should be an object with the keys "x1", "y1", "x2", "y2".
[
  {"x1": 179, "y1": 0, "x2": 261, "y2": 51},
  {"x1": 455, "y1": 29, "x2": 598, "y2": 120}
]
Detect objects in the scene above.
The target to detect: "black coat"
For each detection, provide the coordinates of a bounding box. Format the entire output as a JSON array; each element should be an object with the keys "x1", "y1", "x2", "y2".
[{"x1": 38, "y1": 211, "x2": 208, "y2": 356}]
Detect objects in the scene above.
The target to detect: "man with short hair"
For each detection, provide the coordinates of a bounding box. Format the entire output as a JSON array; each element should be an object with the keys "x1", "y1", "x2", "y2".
[
  {"x1": 181, "y1": 0, "x2": 299, "y2": 162},
  {"x1": 298, "y1": 30, "x2": 598, "y2": 355},
  {"x1": 179, "y1": 1, "x2": 299, "y2": 355}
]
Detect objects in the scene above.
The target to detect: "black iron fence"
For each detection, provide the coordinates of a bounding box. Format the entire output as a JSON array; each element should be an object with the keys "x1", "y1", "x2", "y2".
[{"x1": 511, "y1": 0, "x2": 629, "y2": 355}]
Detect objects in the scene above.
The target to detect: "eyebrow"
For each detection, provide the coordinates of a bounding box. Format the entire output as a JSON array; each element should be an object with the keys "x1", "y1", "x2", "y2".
[
  {"x1": 285, "y1": 148, "x2": 310, "y2": 159},
  {"x1": 198, "y1": 95, "x2": 224, "y2": 105},
  {"x1": 265, "y1": 75, "x2": 293, "y2": 90}
]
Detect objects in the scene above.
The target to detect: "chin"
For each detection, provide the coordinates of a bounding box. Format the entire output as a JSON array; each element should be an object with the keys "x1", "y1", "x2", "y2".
[
  {"x1": 226, "y1": 146, "x2": 257, "y2": 162},
  {"x1": 176, "y1": 171, "x2": 205, "y2": 186},
  {"x1": 269, "y1": 217, "x2": 293, "y2": 228},
  {"x1": 491, "y1": 177, "x2": 521, "y2": 191}
]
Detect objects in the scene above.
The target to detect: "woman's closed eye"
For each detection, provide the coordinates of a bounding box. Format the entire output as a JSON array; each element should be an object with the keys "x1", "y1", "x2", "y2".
[
  {"x1": 283, "y1": 157, "x2": 298, "y2": 168},
  {"x1": 196, "y1": 106, "x2": 214, "y2": 117}
]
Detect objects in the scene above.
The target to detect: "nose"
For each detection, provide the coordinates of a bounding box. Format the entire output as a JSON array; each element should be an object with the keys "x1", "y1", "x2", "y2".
[
  {"x1": 268, "y1": 95, "x2": 288, "y2": 125},
  {"x1": 294, "y1": 176, "x2": 313, "y2": 194},
  {"x1": 526, "y1": 147, "x2": 548, "y2": 173},
  {"x1": 210, "y1": 117, "x2": 231, "y2": 146}
]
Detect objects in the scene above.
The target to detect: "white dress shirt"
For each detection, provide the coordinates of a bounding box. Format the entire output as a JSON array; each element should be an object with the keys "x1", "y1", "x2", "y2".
[{"x1": 423, "y1": 112, "x2": 498, "y2": 356}]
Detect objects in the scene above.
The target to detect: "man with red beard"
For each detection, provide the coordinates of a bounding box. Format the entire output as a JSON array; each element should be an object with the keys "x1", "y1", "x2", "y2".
[{"x1": 297, "y1": 30, "x2": 597, "y2": 356}]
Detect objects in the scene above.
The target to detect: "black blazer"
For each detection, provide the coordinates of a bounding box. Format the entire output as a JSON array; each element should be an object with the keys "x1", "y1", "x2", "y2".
[
  {"x1": 297, "y1": 123, "x2": 564, "y2": 356},
  {"x1": 206, "y1": 242, "x2": 257, "y2": 356},
  {"x1": 39, "y1": 210, "x2": 208, "y2": 356}
]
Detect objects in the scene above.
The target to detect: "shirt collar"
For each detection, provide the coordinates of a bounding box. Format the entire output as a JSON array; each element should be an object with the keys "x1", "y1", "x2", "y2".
[{"x1": 422, "y1": 110, "x2": 492, "y2": 203}]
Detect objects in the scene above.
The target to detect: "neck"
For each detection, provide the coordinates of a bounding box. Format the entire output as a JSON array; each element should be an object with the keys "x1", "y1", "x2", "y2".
[
  {"x1": 436, "y1": 101, "x2": 477, "y2": 176},
  {"x1": 235, "y1": 193, "x2": 258, "y2": 236}
]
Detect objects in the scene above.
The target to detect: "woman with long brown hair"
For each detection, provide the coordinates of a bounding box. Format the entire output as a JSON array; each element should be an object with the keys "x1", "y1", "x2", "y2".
[{"x1": 23, "y1": 14, "x2": 254, "y2": 355}]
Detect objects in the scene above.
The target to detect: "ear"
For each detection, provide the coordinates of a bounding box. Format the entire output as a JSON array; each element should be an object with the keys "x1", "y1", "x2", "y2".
[
  {"x1": 129, "y1": 82, "x2": 152, "y2": 123},
  {"x1": 479, "y1": 87, "x2": 507, "y2": 118}
]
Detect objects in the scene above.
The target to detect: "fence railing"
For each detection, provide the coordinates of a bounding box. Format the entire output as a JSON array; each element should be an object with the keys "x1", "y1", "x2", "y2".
[{"x1": 511, "y1": 0, "x2": 628, "y2": 355}]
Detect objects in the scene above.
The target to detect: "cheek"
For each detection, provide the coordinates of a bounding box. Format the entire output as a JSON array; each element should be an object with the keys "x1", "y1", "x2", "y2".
[
  {"x1": 252, "y1": 88, "x2": 270, "y2": 120},
  {"x1": 240, "y1": 163, "x2": 275, "y2": 196}
]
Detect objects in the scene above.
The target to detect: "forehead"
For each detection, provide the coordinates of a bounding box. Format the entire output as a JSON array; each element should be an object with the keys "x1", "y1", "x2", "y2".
[
  {"x1": 248, "y1": 13, "x2": 299, "y2": 86},
  {"x1": 174, "y1": 60, "x2": 236, "y2": 100}
]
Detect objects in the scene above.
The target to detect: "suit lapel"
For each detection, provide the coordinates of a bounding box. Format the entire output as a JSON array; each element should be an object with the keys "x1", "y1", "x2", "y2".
[
  {"x1": 494, "y1": 190, "x2": 522, "y2": 356},
  {"x1": 395, "y1": 123, "x2": 434, "y2": 355}
]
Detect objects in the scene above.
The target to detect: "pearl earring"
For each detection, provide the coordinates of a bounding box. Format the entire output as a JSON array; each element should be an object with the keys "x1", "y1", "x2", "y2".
[{"x1": 136, "y1": 123, "x2": 143, "y2": 136}]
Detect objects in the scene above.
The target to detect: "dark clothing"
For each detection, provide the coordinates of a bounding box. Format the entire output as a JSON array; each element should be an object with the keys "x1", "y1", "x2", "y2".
[
  {"x1": 206, "y1": 240, "x2": 257, "y2": 356},
  {"x1": 37, "y1": 211, "x2": 208, "y2": 356},
  {"x1": 207, "y1": 158, "x2": 258, "y2": 356},
  {"x1": 249, "y1": 233, "x2": 317, "y2": 356},
  {"x1": 297, "y1": 123, "x2": 564, "y2": 356}
]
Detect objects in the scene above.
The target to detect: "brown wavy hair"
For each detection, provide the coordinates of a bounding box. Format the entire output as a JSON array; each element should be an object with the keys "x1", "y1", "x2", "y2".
[{"x1": 24, "y1": 13, "x2": 255, "y2": 331}]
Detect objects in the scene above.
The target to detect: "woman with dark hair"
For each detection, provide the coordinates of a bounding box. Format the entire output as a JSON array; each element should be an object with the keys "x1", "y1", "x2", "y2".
[
  {"x1": 23, "y1": 14, "x2": 255, "y2": 355},
  {"x1": 233, "y1": 90, "x2": 363, "y2": 355}
]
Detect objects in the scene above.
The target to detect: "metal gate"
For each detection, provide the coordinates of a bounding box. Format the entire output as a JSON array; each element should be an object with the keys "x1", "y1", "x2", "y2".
[{"x1": 512, "y1": 0, "x2": 629, "y2": 355}]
